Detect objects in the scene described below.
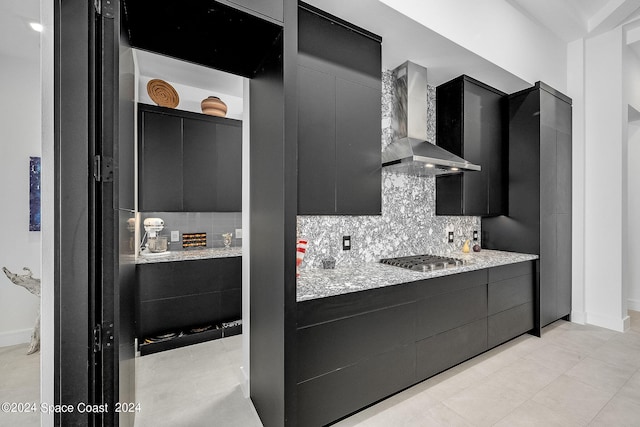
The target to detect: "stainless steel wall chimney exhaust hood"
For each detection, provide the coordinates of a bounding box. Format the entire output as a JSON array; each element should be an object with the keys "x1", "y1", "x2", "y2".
[{"x1": 382, "y1": 61, "x2": 481, "y2": 176}]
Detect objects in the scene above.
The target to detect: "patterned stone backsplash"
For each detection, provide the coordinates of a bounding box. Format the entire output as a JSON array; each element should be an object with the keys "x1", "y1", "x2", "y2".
[{"x1": 297, "y1": 70, "x2": 480, "y2": 268}]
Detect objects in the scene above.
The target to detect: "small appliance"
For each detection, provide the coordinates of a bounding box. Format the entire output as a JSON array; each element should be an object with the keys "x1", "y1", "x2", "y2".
[{"x1": 140, "y1": 217, "x2": 169, "y2": 256}]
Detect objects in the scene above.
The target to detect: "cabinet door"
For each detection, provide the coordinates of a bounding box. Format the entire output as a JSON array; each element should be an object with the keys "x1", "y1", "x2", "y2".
[
  {"x1": 557, "y1": 130, "x2": 572, "y2": 215},
  {"x1": 215, "y1": 122, "x2": 242, "y2": 211},
  {"x1": 540, "y1": 213, "x2": 558, "y2": 327},
  {"x1": 224, "y1": 0, "x2": 283, "y2": 23},
  {"x1": 416, "y1": 318, "x2": 487, "y2": 380},
  {"x1": 557, "y1": 213, "x2": 572, "y2": 319},
  {"x1": 139, "y1": 111, "x2": 183, "y2": 211},
  {"x1": 183, "y1": 118, "x2": 217, "y2": 211},
  {"x1": 462, "y1": 81, "x2": 489, "y2": 214},
  {"x1": 335, "y1": 77, "x2": 382, "y2": 214},
  {"x1": 297, "y1": 66, "x2": 337, "y2": 214}
]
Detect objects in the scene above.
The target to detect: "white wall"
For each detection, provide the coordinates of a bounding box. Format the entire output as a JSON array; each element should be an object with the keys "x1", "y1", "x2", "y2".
[
  {"x1": 582, "y1": 28, "x2": 628, "y2": 331},
  {"x1": 379, "y1": 0, "x2": 567, "y2": 91},
  {"x1": 41, "y1": 0, "x2": 54, "y2": 421},
  {"x1": 0, "y1": 54, "x2": 41, "y2": 347},
  {"x1": 624, "y1": 45, "x2": 640, "y2": 312},
  {"x1": 567, "y1": 38, "x2": 586, "y2": 324},
  {"x1": 628, "y1": 121, "x2": 640, "y2": 311}
]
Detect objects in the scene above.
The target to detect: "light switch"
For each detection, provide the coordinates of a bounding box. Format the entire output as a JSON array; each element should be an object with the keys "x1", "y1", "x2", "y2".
[
  {"x1": 235, "y1": 228, "x2": 243, "y2": 239},
  {"x1": 342, "y1": 235, "x2": 351, "y2": 251}
]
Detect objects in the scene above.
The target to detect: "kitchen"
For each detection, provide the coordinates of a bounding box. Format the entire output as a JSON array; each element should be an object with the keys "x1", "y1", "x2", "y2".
[
  {"x1": 122, "y1": 3, "x2": 608, "y2": 425},
  {"x1": 3, "y1": 0, "x2": 640, "y2": 426}
]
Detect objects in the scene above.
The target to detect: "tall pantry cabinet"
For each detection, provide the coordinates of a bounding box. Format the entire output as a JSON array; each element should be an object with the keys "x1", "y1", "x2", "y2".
[{"x1": 482, "y1": 82, "x2": 572, "y2": 332}]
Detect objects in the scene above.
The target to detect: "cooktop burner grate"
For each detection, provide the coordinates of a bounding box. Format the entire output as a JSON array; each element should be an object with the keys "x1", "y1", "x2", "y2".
[{"x1": 380, "y1": 254, "x2": 466, "y2": 272}]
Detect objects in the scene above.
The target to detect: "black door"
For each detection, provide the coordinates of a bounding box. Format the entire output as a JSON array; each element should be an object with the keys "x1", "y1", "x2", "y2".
[{"x1": 55, "y1": 0, "x2": 133, "y2": 425}]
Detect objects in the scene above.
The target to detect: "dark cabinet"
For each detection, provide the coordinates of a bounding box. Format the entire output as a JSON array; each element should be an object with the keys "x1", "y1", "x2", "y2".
[
  {"x1": 296, "y1": 263, "x2": 535, "y2": 426},
  {"x1": 136, "y1": 257, "x2": 241, "y2": 354},
  {"x1": 223, "y1": 0, "x2": 283, "y2": 23},
  {"x1": 436, "y1": 75, "x2": 506, "y2": 216},
  {"x1": 482, "y1": 82, "x2": 572, "y2": 331},
  {"x1": 138, "y1": 104, "x2": 242, "y2": 212},
  {"x1": 487, "y1": 262, "x2": 535, "y2": 348},
  {"x1": 297, "y1": 4, "x2": 382, "y2": 215}
]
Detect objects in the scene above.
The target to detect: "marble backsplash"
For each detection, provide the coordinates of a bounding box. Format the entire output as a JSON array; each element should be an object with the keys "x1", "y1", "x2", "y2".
[
  {"x1": 138, "y1": 211, "x2": 242, "y2": 252},
  {"x1": 297, "y1": 70, "x2": 480, "y2": 268}
]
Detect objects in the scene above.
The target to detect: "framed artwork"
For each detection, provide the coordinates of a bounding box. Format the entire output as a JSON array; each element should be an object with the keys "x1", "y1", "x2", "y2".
[{"x1": 29, "y1": 156, "x2": 41, "y2": 231}]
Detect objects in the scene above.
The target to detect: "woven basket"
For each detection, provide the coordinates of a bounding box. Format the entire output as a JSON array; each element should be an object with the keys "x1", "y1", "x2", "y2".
[{"x1": 147, "y1": 79, "x2": 179, "y2": 108}]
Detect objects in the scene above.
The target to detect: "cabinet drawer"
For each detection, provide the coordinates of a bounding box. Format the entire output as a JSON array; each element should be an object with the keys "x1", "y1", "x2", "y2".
[
  {"x1": 415, "y1": 284, "x2": 487, "y2": 340},
  {"x1": 416, "y1": 318, "x2": 487, "y2": 381},
  {"x1": 488, "y1": 302, "x2": 534, "y2": 348},
  {"x1": 297, "y1": 302, "x2": 415, "y2": 382},
  {"x1": 413, "y1": 269, "x2": 488, "y2": 300},
  {"x1": 488, "y1": 261, "x2": 534, "y2": 283},
  {"x1": 138, "y1": 292, "x2": 221, "y2": 338},
  {"x1": 137, "y1": 258, "x2": 241, "y2": 301},
  {"x1": 488, "y1": 274, "x2": 533, "y2": 315},
  {"x1": 297, "y1": 344, "x2": 415, "y2": 427}
]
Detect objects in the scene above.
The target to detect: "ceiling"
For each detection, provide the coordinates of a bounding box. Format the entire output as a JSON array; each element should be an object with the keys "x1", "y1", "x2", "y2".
[
  {"x1": 135, "y1": 50, "x2": 243, "y2": 98},
  {"x1": 508, "y1": 0, "x2": 640, "y2": 42},
  {"x1": 4, "y1": 0, "x2": 640, "y2": 96}
]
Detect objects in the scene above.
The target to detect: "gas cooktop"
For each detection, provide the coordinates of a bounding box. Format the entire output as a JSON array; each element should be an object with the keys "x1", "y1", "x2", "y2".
[{"x1": 380, "y1": 254, "x2": 467, "y2": 272}]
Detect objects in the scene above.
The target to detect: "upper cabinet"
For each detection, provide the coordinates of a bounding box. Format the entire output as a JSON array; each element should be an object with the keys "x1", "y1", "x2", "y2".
[
  {"x1": 222, "y1": 0, "x2": 283, "y2": 23},
  {"x1": 482, "y1": 82, "x2": 572, "y2": 331},
  {"x1": 121, "y1": 0, "x2": 282, "y2": 78},
  {"x1": 138, "y1": 104, "x2": 242, "y2": 212},
  {"x1": 297, "y1": 3, "x2": 382, "y2": 215},
  {"x1": 435, "y1": 75, "x2": 506, "y2": 217}
]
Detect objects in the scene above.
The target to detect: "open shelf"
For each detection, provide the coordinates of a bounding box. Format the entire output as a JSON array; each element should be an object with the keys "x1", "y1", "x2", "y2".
[{"x1": 138, "y1": 324, "x2": 242, "y2": 356}]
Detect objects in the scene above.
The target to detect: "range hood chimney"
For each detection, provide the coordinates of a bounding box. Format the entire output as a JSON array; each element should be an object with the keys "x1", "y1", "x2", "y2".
[{"x1": 382, "y1": 61, "x2": 481, "y2": 176}]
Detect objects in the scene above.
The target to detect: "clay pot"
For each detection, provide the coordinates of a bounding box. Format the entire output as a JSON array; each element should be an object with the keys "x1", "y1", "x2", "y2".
[{"x1": 201, "y1": 96, "x2": 228, "y2": 117}]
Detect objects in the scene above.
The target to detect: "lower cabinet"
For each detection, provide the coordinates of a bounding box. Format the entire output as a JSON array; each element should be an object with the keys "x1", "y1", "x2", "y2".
[
  {"x1": 487, "y1": 261, "x2": 535, "y2": 348},
  {"x1": 296, "y1": 261, "x2": 535, "y2": 426},
  {"x1": 136, "y1": 256, "x2": 241, "y2": 355}
]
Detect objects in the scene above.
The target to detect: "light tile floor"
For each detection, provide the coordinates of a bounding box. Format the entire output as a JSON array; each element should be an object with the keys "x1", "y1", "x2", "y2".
[
  {"x1": 134, "y1": 334, "x2": 262, "y2": 427},
  {"x1": 2, "y1": 312, "x2": 640, "y2": 426},
  {"x1": 335, "y1": 310, "x2": 640, "y2": 427},
  {"x1": 0, "y1": 343, "x2": 40, "y2": 427}
]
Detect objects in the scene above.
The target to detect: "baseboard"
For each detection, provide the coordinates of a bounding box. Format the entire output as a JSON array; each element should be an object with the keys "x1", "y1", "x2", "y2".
[
  {"x1": 0, "y1": 328, "x2": 32, "y2": 348},
  {"x1": 586, "y1": 312, "x2": 628, "y2": 332},
  {"x1": 239, "y1": 365, "x2": 249, "y2": 398},
  {"x1": 628, "y1": 298, "x2": 640, "y2": 312},
  {"x1": 570, "y1": 311, "x2": 586, "y2": 324}
]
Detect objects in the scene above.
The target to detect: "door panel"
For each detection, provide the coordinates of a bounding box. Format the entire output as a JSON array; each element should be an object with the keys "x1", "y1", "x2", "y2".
[
  {"x1": 183, "y1": 118, "x2": 217, "y2": 211},
  {"x1": 540, "y1": 213, "x2": 558, "y2": 326},
  {"x1": 335, "y1": 77, "x2": 381, "y2": 214},
  {"x1": 557, "y1": 213, "x2": 572, "y2": 318},
  {"x1": 215, "y1": 122, "x2": 243, "y2": 211},
  {"x1": 297, "y1": 66, "x2": 336, "y2": 214},
  {"x1": 556, "y1": 130, "x2": 571, "y2": 215},
  {"x1": 139, "y1": 111, "x2": 183, "y2": 211}
]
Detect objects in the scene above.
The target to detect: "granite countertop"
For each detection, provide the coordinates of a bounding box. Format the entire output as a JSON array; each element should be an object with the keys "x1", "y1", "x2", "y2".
[
  {"x1": 296, "y1": 249, "x2": 538, "y2": 302},
  {"x1": 135, "y1": 247, "x2": 242, "y2": 264}
]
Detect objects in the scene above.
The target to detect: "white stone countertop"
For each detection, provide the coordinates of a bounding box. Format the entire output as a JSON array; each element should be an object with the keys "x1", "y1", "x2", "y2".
[
  {"x1": 135, "y1": 247, "x2": 242, "y2": 264},
  {"x1": 296, "y1": 249, "x2": 538, "y2": 302}
]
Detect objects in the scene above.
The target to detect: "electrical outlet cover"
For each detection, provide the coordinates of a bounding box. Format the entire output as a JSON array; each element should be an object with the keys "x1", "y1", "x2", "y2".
[
  {"x1": 235, "y1": 228, "x2": 243, "y2": 239},
  {"x1": 171, "y1": 230, "x2": 179, "y2": 242}
]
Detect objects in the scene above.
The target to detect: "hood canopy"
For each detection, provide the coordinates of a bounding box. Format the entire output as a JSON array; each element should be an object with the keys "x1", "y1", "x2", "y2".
[{"x1": 382, "y1": 61, "x2": 481, "y2": 176}]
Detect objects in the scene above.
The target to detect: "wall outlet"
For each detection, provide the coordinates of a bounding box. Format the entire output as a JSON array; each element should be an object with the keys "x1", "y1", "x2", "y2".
[
  {"x1": 342, "y1": 235, "x2": 351, "y2": 251},
  {"x1": 473, "y1": 230, "x2": 478, "y2": 241},
  {"x1": 448, "y1": 232, "x2": 454, "y2": 243},
  {"x1": 235, "y1": 228, "x2": 243, "y2": 239},
  {"x1": 171, "y1": 230, "x2": 180, "y2": 242}
]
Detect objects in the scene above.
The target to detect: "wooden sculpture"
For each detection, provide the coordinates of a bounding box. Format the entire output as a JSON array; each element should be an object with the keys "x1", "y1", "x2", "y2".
[{"x1": 2, "y1": 267, "x2": 40, "y2": 354}]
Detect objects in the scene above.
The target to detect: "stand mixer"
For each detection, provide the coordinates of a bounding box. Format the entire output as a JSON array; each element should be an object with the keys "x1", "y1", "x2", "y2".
[{"x1": 140, "y1": 217, "x2": 169, "y2": 256}]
